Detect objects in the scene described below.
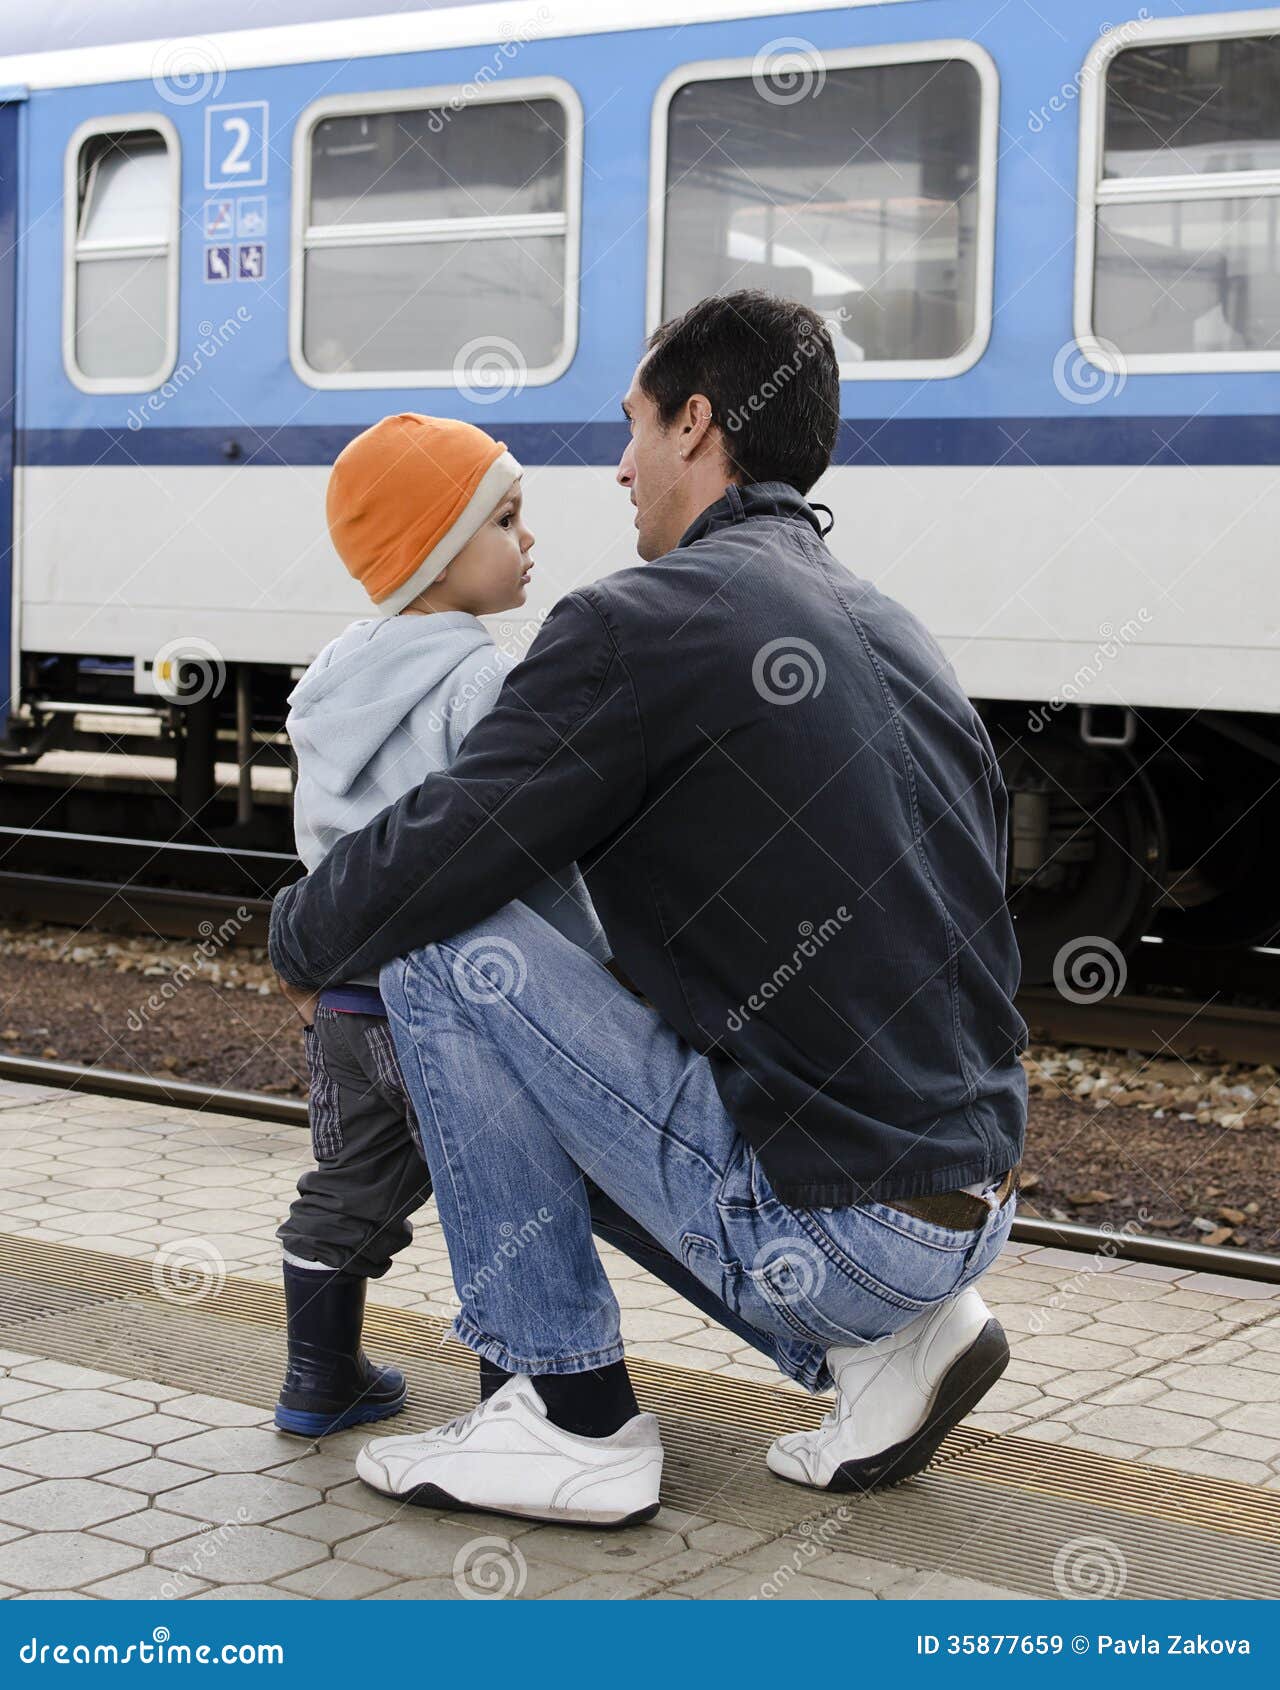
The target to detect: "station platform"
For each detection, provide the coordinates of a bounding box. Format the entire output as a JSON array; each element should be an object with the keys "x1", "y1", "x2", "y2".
[{"x1": 0, "y1": 1076, "x2": 1277, "y2": 1602}]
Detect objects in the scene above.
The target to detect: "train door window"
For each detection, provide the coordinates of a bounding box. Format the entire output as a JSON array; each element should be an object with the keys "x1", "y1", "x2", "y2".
[
  {"x1": 651, "y1": 44, "x2": 998, "y2": 379},
  {"x1": 64, "y1": 118, "x2": 180, "y2": 391},
  {"x1": 1077, "y1": 21, "x2": 1280, "y2": 369},
  {"x1": 293, "y1": 80, "x2": 582, "y2": 387}
]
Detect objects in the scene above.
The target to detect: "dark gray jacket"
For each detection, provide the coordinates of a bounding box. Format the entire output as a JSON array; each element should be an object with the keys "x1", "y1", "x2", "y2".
[{"x1": 269, "y1": 481, "x2": 1027, "y2": 1206}]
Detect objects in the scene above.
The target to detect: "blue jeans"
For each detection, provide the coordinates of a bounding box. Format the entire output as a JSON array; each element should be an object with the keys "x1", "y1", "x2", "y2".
[{"x1": 380, "y1": 902, "x2": 1015, "y2": 1395}]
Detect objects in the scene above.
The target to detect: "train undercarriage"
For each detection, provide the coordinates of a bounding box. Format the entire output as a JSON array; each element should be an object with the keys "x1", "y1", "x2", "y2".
[{"x1": 1, "y1": 655, "x2": 1278, "y2": 984}]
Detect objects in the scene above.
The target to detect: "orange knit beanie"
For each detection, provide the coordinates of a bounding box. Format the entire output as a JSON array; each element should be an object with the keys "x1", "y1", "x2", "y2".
[{"x1": 326, "y1": 413, "x2": 522, "y2": 613}]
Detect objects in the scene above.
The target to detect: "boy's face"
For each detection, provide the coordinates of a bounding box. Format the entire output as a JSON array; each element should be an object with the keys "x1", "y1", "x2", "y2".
[{"x1": 419, "y1": 480, "x2": 535, "y2": 616}]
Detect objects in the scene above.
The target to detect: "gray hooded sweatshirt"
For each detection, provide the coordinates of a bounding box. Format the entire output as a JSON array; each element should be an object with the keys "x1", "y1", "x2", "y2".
[{"x1": 287, "y1": 611, "x2": 607, "y2": 985}]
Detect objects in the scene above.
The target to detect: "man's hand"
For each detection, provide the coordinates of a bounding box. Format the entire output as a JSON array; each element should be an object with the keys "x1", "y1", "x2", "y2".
[{"x1": 276, "y1": 975, "x2": 319, "y2": 1027}]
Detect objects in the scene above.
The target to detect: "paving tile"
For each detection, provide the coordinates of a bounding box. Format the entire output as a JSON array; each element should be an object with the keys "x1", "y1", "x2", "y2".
[
  {"x1": 11, "y1": 1361, "x2": 128, "y2": 1390},
  {"x1": 1197, "y1": 1426, "x2": 1278, "y2": 1466},
  {"x1": 164, "y1": 1473, "x2": 324, "y2": 1526},
  {"x1": 326, "y1": 1480, "x2": 407, "y2": 1521},
  {"x1": 103, "y1": 1457, "x2": 209, "y2": 1494},
  {"x1": 540, "y1": 1571, "x2": 668, "y2": 1599},
  {"x1": 96, "y1": 1509, "x2": 211, "y2": 1549},
  {"x1": 1221, "y1": 1401, "x2": 1280, "y2": 1440},
  {"x1": 0, "y1": 1421, "x2": 45, "y2": 1449},
  {"x1": 700, "y1": 1565, "x2": 874, "y2": 1601},
  {"x1": 1156, "y1": 1362, "x2": 1278, "y2": 1404},
  {"x1": 41, "y1": 1210, "x2": 157, "y2": 1237},
  {"x1": 108, "y1": 1381, "x2": 189, "y2": 1405},
  {"x1": 880, "y1": 1571, "x2": 1036, "y2": 1600},
  {"x1": 278, "y1": 1560, "x2": 398, "y2": 1599},
  {"x1": 110, "y1": 1413, "x2": 211, "y2": 1446},
  {"x1": 269, "y1": 1502, "x2": 385, "y2": 1541},
  {"x1": 0, "y1": 1531, "x2": 143, "y2": 1591},
  {"x1": 514, "y1": 1519, "x2": 692, "y2": 1575},
  {"x1": 9, "y1": 1591, "x2": 103, "y2": 1601},
  {"x1": 373, "y1": 1577, "x2": 480, "y2": 1600},
  {"x1": 163, "y1": 1429, "x2": 300, "y2": 1474},
  {"x1": 1144, "y1": 1446, "x2": 1273, "y2": 1486},
  {"x1": 686, "y1": 1522, "x2": 768, "y2": 1557},
  {"x1": 88, "y1": 1566, "x2": 210, "y2": 1599},
  {"x1": 264, "y1": 1450, "x2": 365, "y2": 1490},
  {"x1": 1059, "y1": 1432, "x2": 1149, "y2": 1460},
  {"x1": 337, "y1": 1516, "x2": 499, "y2": 1578},
  {"x1": 1, "y1": 1430, "x2": 151, "y2": 1478},
  {"x1": 197, "y1": 1584, "x2": 308, "y2": 1599},
  {"x1": 154, "y1": 1524, "x2": 327, "y2": 1585},
  {"x1": 163, "y1": 1395, "x2": 273, "y2": 1429},
  {"x1": 0, "y1": 1378, "x2": 54, "y2": 1406},
  {"x1": 1075, "y1": 1403, "x2": 1215, "y2": 1447},
  {"x1": 0, "y1": 1478, "x2": 138, "y2": 1531},
  {"x1": 1016, "y1": 1335, "x2": 1141, "y2": 1372},
  {"x1": 5, "y1": 1389, "x2": 150, "y2": 1433},
  {"x1": 1178, "y1": 1274, "x2": 1278, "y2": 1302},
  {"x1": 1114, "y1": 1261, "x2": 1187, "y2": 1282}
]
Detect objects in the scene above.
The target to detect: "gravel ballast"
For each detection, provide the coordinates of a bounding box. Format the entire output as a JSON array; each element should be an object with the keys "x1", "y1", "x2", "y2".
[{"x1": 0, "y1": 922, "x2": 1275, "y2": 1257}]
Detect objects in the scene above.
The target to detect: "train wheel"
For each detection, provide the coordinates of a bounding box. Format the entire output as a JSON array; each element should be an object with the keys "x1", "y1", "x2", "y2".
[
  {"x1": 1000, "y1": 743, "x2": 1167, "y2": 986},
  {"x1": 1156, "y1": 782, "x2": 1280, "y2": 950}
]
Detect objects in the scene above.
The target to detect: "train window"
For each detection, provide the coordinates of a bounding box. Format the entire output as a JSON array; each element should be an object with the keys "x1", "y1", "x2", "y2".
[
  {"x1": 64, "y1": 119, "x2": 179, "y2": 391},
  {"x1": 293, "y1": 81, "x2": 582, "y2": 388},
  {"x1": 1078, "y1": 23, "x2": 1280, "y2": 369},
  {"x1": 651, "y1": 45, "x2": 998, "y2": 378}
]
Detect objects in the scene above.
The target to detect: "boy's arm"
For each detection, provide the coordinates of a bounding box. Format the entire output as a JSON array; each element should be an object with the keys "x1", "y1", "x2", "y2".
[{"x1": 268, "y1": 593, "x2": 642, "y2": 989}]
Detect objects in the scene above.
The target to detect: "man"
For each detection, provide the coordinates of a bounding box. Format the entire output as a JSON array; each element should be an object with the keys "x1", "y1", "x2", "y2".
[{"x1": 270, "y1": 291, "x2": 1027, "y2": 1529}]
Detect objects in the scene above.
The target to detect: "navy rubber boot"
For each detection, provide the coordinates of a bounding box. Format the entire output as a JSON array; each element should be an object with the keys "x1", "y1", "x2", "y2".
[{"x1": 275, "y1": 1262, "x2": 407, "y2": 1437}]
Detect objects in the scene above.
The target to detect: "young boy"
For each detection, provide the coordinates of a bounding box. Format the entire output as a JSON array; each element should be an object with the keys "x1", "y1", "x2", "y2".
[{"x1": 274, "y1": 413, "x2": 607, "y2": 1437}]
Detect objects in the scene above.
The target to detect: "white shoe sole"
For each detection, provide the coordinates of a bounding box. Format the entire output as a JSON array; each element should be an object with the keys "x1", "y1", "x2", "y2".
[
  {"x1": 357, "y1": 1451, "x2": 661, "y2": 1530},
  {"x1": 772, "y1": 1316, "x2": 1010, "y2": 1495}
]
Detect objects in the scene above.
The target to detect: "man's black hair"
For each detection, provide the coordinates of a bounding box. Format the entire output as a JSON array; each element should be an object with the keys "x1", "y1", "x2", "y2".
[{"x1": 639, "y1": 290, "x2": 839, "y2": 494}]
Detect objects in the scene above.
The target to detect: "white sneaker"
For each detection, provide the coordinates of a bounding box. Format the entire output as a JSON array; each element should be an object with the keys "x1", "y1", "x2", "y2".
[
  {"x1": 356, "y1": 1376, "x2": 664, "y2": 1527},
  {"x1": 767, "y1": 1288, "x2": 1008, "y2": 1493}
]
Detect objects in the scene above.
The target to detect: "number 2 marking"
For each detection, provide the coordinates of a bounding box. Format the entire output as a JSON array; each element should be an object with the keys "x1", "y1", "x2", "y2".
[{"x1": 220, "y1": 117, "x2": 252, "y2": 176}]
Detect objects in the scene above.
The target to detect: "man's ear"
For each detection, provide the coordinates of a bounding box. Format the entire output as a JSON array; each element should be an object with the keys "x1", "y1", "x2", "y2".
[{"x1": 678, "y1": 393, "x2": 716, "y2": 460}]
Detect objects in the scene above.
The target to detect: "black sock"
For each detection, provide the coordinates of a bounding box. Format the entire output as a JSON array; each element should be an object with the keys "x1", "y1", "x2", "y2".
[
  {"x1": 477, "y1": 1355, "x2": 638, "y2": 1437},
  {"x1": 478, "y1": 1356, "x2": 513, "y2": 1401}
]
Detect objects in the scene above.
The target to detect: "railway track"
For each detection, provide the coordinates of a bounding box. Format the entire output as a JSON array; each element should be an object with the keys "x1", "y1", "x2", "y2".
[
  {"x1": 0, "y1": 826, "x2": 295, "y2": 944},
  {"x1": 1, "y1": 830, "x2": 1278, "y2": 1064},
  {"x1": 1, "y1": 1051, "x2": 1277, "y2": 1285},
  {"x1": 1018, "y1": 985, "x2": 1280, "y2": 1066}
]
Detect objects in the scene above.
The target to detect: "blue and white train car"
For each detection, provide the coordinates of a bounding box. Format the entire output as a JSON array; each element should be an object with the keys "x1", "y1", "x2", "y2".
[{"x1": 0, "y1": 0, "x2": 1277, "y2": 974}]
